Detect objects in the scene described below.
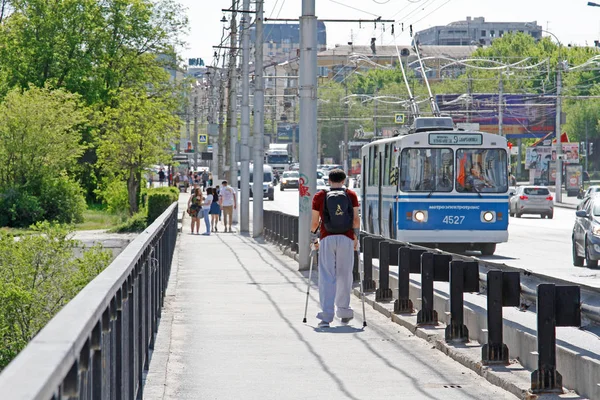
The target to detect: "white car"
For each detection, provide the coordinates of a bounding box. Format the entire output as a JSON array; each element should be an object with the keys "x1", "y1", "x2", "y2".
[{"x1": 316, "y1": 179, "x2": 328, "y2": 191}]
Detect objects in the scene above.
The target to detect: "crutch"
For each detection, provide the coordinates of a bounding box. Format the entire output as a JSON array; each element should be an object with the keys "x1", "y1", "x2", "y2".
[
  {"x1": 358, "y1": 240, "x2": 367, "y2": 328},
  {"x1": 302, "y1": 244, "x2": 316, "y2": 323}
]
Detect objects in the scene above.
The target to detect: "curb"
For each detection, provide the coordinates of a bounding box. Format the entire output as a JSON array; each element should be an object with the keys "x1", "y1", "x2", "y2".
[
  {"x1": 554, "y1": 202, "x2": 577, "y2": 210},
  {"x1": 351, "y1": 288, "x2": 580, "y2": 400}
]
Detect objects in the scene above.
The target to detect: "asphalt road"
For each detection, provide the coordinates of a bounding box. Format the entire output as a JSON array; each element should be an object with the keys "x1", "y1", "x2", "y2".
[{"x1": 261, "y1": 186, "x2": 600, "y2": 289}]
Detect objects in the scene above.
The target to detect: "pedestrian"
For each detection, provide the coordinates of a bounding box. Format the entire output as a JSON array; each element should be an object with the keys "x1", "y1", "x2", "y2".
[
  {"x1": 215, "y1": 185, "x2": 222, "y2": 222},
  {"x1": 187, "y1": 188, "x2": 203, "y2": 234},
  {"x1": 210, "y1": 186, "x2": 221, "y2": 232},
  {"x1": 158, "y1": 168, "x2": 165, "y2": 186},
  {"x1": 310, "y1": 168, "x2": 360, "y2": 328},
  {"x1": 201, "y1": 188, "x2": 213, "y2": 235},
  {"x1": 202, "y1": 170, "x2": 209, "y2": 189},
  {"x1": 219, "y1": 180, "x2": 236, "y2": 233}
]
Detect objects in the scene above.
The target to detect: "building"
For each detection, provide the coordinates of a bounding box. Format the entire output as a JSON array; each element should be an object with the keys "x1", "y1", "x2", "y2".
[
  {"x1": 415, "y1": 17, "x2": 542, "y2": 46},
  {"x1": 250, "y1": 21, "x2": 327, "y2": 65}
]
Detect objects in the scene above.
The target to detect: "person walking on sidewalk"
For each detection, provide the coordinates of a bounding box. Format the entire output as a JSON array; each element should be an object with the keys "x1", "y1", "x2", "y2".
[
  {"x1": 219, "y1": 180, "x2": 236, "y2": 233},
  {"x1": 201, "y1": 188, "x2": 213, "y2": 235},
  {"x1": 310, "y1": 168, "x2": 360, "y2": 328},
  {"x1": 210, "y1": 186, "x2": 221, "y2": 232},
  {"x1": 187, "y1": 188, "x2": 203, "y2": 235}
]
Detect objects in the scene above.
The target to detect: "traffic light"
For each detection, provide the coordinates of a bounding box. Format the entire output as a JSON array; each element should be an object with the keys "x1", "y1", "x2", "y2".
[{"x1": 590, "y1": 142, "x2": 594, "y2": 155}]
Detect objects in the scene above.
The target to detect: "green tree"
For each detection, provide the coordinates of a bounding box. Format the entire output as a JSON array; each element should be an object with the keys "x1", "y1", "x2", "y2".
[
  {"x1": 0, "y1": 223, "x2": 111, "y2": 369},
  {"x1": 98, "y1": 88, "x2": 181, "y2": 215},
  {"x1": 0, "y1": 86, "x2": 88, "y2": 188}
]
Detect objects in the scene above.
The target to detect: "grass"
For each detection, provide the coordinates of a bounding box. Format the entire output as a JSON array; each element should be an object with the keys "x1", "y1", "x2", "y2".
[
  {"x1": 0, "y1": 226, "x2": 38, "y2": 236},
  {"x1": 75, "y1": 206, "x2": 127, "y2": 231}
]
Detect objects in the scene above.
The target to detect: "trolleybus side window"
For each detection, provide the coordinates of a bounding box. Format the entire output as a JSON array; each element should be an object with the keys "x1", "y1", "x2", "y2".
[
  {"x1": 383, "y1": 144, "x2": 390, "y2": 185},
  {"x1": 399, "y1": 148, "x2": 453, "y2": 192},
  {"x1": 456, "y1": 149, "x2": 508, "y2": 193}
]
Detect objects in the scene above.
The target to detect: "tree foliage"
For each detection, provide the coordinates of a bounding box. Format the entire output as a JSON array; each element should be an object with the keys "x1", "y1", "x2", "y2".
[
  {"x1": 0, "y1": 223, "x2": 111, "y2": 369},
  {"x1": 98, "y1": 88, "x2": 181, "y2": 214}
]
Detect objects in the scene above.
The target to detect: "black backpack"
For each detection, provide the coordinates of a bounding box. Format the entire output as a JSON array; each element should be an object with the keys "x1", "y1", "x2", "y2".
[{"x1": 322, "y1": 189, "x2": 353, "y2": 234}]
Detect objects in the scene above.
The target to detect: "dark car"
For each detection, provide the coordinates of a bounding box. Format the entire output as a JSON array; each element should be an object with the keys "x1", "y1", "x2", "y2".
[
  {"x1": 280, "y1": 171, "x2": 299, "y2": 190},
  {"x1": 572, "y1": 195, "x2": 600, "y2": 267}
]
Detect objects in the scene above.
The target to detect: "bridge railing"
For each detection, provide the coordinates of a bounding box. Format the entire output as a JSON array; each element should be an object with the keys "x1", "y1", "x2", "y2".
[{"x1": 0, "y1": 203, "x2": 178, "y2": 400}]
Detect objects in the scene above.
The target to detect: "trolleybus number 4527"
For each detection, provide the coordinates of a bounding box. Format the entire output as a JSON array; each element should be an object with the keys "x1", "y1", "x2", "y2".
[{"x1": 442, "y1": 216, "x2": 465, "y2": 224}]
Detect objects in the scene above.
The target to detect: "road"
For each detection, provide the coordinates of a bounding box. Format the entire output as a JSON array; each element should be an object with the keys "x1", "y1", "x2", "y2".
[{"x1": 261, "y1": 186, "x2": 600, "y2": 289}]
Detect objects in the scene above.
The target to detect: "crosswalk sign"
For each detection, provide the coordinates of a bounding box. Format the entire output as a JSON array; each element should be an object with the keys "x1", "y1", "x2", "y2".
[
  {"x1": 199, "y1": 134, "x2": 208, "y2": 144},
  {"x1": 394, "y1": 113, "x2": 405, "y2": 124}
]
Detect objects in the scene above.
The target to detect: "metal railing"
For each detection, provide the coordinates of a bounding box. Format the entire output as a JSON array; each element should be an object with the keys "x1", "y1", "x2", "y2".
[
  {"x1": 264, "y1": 210, "x2": 298, "y2": 253},
  {"x1": 0, "y1": 203, "x2": 178, "y2": 400}
]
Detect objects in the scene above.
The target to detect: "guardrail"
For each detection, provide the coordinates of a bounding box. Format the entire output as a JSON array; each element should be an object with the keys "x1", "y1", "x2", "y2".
[
  {"x1": 264, "y1": 210, "x2": 298, "y2": 254},
  {"x1": 0, "y1": 203, "x2": 178, "y2": 400},
  {"x1": 263, "y1": 210, "x2": 600, "y2": 398}
]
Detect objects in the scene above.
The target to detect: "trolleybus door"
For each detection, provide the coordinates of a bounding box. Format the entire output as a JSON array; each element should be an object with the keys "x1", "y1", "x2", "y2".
[{"x1": 378, "y1": 149, "x2": 383, "y2": 235}]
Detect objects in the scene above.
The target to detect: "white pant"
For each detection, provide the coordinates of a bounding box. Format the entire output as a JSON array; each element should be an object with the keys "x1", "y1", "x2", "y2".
[{"x1": 316, "y1": 235, "x2": 354, "y2": 323}]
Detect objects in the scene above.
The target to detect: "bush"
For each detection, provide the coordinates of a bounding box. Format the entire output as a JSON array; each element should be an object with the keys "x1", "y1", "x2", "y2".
[
  {"x1": 39, "y1": 175, "x2": 86, "y2": 224},
  {"x1": 0, "y1": 222, "x2": 111, "y2": 369},
  {"x1": 147, "y1": 188, "x2": 178, "y2": 224},
  {"x1": 94, "y1": 178, "x2": 130, "y2": 214},
  {"x1": 112, "y1": 212, "x2": 148, "y2": 233},
  {"x1": 0, "y1": 188, "x2": 44, "y2": 228}
]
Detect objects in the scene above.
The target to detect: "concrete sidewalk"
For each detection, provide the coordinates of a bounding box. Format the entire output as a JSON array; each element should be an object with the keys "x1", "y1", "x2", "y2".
[{"x1": 143, "y1": 225, "x2": 516, "y2": 399}]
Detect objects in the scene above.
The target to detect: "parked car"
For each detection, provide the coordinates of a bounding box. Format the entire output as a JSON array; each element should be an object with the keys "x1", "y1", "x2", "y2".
[
  {"x1": 316, "y1": 179, "x2": 328, "y2": 191},
  {"x1": 280, "y1": 171, "x2": 300, "y2": 190},
  {"x1": 572, "y1": 195, "x2": 600, "y2": 267},
  {"x1": 509, "y1": 186, "x2": 553, "y2": 219}
]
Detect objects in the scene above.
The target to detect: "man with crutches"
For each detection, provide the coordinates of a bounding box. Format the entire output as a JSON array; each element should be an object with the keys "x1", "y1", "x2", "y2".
[{"x1": 307, "y1": 169, "x2": 361, "y2": 328}]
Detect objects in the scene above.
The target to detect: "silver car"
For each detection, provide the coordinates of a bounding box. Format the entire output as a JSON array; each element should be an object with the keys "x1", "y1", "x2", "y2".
[{"x1": 509, "y1": 186, "x2": 553, "y2": 219}]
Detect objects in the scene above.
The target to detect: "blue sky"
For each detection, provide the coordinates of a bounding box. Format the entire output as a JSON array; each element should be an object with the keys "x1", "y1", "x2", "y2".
[{"x1": 177, "y1": 0, "x2": 600, "y2": 65}]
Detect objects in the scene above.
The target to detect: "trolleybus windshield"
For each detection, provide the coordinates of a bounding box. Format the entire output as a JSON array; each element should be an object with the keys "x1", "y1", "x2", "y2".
[
  {"x1": 399, "y1": 148, "x2": 454, "y2": 192},
  {"x1": 456, "y1": 149, "x2": 508, "y2": 193}
]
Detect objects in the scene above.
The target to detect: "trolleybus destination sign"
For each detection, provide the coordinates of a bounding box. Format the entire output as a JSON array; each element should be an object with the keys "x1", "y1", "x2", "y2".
[{"x1": 428, "y1": 133, "x2": 483, "y2": 146}]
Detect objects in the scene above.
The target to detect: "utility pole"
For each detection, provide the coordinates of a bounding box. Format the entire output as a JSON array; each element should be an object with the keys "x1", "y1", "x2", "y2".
[
  {"x1": 343, "y1": 74, "x2": 349, "y2": 172},
  {"x1": 586, "y1": 118, "x2": 589, "y2": 174},
  {"x1": 555, "y1": 61, "x2": 563, "y2": 202},
  {"x1": 467, "y1": 72, "x2": 472, "y2": 123},
  {"x1": 498, "y1": 76, "x2": 503, "y2": 137},
  {"x1": 239, "y1": 0, "x2": 250, "y2": 233},
  {"x1": 298, "y1": 0, "x2": 318, "y2": 270},
  {"x1": 218, "y1": 59, "x2": 227, "y2": 178},
  {"x1": 209, "y1": 68, "x2": 220, "y2": 175},
  {"x1": 273, "y1": 64, "x2": 277, "y2": 142},
  {"x1": 226, "y1": 2, "x2": 238, "y2": 191},
  {"x1": 317, "y1": 123, "x2": 322, "y2": 164},
  {"x1": 252, "y1": 0, "x2": 265, "y2": 237},
  {"x1": 193, "y1": 94, "x2": 199, "y2": 169},
  {"x1": 373, "y1": 86, "x2": 378, "y2": 138}
]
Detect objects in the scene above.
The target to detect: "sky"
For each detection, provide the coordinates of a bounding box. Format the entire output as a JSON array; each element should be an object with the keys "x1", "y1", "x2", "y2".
[{"x1": 176, "y1": 0, "x2": 600, "y2": 65}]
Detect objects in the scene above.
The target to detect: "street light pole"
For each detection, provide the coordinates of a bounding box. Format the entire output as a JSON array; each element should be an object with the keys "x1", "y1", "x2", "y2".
[{"x1": 298, "y1": 0, "x2": 318, "y2": 270}]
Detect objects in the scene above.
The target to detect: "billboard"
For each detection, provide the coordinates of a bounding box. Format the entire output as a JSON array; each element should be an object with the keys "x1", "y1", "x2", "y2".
[
  {"x1": 350, "y1": 159, "x2": 362, "y2": 175},
  {"x1": 276, "y1": 123, "x2": 299, "y2": 142},
  {"x1": 436, "y1": 94, "x2": 556, "y2": 139}
]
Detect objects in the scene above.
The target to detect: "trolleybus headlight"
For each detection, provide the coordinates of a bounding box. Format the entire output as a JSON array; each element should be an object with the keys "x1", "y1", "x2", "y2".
[
  {"x1": 413, "y1": 210, "x2": 427, "y2": 223},
  {"x1": 481, "y1": 211, "x2": 495, "y2": 223}
]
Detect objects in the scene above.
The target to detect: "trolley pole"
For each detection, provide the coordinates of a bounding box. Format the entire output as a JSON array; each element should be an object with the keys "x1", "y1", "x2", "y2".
[
  {"x1": 252, "y1": 0, "x2": 265, "y2": 237},
  {"x1": 498, "y1": 76, "x2": 503, "y2": 137},
  {"x1": 298, "y1": 0, "x2": 318, "y2": 270},
  {"x1": 239, "y1": 0, "x2": 250, "y2": 233}
]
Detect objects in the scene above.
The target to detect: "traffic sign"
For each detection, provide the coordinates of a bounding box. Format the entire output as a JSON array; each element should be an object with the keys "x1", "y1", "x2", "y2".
[
  {"x1": 199, "y1": 134, "x2": 208, "y2": 144},
  {"x1": 207, "y1": 145, "x2": 213, "y2": 152},
  {"x1": 394, "y1": 113, "x2": 405, "y2": 124}
]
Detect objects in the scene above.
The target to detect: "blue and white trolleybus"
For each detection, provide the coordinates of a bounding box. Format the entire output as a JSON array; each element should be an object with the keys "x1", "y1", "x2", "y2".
[{"x1": 360, "y1": 117, "x2": 509, "y2": 255}]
